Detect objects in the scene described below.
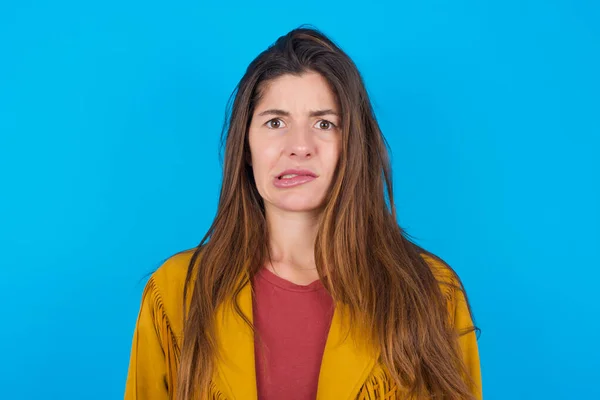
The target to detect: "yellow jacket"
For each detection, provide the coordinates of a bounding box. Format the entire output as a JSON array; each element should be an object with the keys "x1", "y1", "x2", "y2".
[{"x1": 124, "y1": 250, "x2": 482, "y2": 399}]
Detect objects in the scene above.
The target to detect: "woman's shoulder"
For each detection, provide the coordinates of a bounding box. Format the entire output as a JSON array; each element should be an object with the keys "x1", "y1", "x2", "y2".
[
  {"x1": 141, "y1": 248, "x2": 197, "y2": 335},
  {"x1": 419, "y1": 251, "x2": 477, "y2": 331},
  {"x1": 149, "y1": 248, "x2": 196, "y2": 296},
  {"x1": 419, "y1": 252, "x2": 467, "y2": 308},
  {"x1": 420, "y1": 252, "x2": 458, "y2": 285}
]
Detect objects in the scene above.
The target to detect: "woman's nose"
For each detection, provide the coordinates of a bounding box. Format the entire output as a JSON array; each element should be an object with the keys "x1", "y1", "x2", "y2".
[{"x1": 285, "y1": 125, "x2": 315, "y2": 158}]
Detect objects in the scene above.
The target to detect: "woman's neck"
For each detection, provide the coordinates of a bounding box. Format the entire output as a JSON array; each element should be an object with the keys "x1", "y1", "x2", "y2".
[{"x1": 264, "y1": 206, "x2": 321, "y2": 285}]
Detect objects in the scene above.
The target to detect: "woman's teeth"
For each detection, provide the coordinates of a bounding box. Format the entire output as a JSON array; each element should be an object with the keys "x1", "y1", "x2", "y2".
[{"x1": 280, "y1": 174, "x2": 298, "y2": 179}]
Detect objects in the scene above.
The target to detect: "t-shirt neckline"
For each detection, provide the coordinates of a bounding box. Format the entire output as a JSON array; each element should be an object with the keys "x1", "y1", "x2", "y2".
[{"x1": 256, "y1": 267, "x2": 326, "y2": 292}]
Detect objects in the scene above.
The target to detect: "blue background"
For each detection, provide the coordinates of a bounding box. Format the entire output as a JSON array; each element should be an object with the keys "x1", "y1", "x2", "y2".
[{"x1": 1, "y1": 1, "x2": 598, "y2": 399}]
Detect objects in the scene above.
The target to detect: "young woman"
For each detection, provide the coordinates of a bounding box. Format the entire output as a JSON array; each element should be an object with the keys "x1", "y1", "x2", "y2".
[{"x1": 124, "y1": 26, "x2": 482, "y2": 400}]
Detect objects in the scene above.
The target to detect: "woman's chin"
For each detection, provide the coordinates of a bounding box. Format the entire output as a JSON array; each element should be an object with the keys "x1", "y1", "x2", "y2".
[{"x1": 272, "y1": 200, "x2": 324, "y2": 214}]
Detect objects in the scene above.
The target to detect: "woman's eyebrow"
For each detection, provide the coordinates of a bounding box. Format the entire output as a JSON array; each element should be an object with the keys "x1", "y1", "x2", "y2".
[{"x1": 256, "y1": 108, "x2": 340, "y2": 117}]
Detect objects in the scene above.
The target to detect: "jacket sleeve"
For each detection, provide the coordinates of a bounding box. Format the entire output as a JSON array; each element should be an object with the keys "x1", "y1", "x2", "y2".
[
  {"x1": 454, "y1": 283, "x2": 483, "y2": 400},
  {"x1": 124, "y1": 277, "x2": 170, "y2": 400}
]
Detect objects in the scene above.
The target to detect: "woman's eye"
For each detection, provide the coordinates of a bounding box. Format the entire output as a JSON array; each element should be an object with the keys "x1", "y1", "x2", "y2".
[
  {"x1": 265, "y1": 118, "x2": 336, "y2": 130},
  {"x1": 265, "y1": 118, "x2": 285, "y2": 129},
  {"x1": 315, "y1": 119, "x2": 336, "y2": 130}
]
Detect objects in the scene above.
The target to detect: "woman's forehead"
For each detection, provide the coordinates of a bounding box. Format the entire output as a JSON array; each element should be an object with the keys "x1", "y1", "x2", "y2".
[{"x1": 254, "y1": 72, "x2": 339, "y2": 113}]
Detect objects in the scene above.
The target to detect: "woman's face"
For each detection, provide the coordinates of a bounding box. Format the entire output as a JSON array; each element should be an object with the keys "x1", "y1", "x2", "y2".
[{"x1": 248, "y1": 71, "x2": 342, "y2": 214}]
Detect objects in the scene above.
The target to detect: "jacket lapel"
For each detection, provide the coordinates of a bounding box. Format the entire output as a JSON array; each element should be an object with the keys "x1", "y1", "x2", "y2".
[
  {"x1": 213, "y1": 279, "x2": 380, "y2": 400},
  {"x1": 213, "y1": 280, "x2": 258, "y2": 399},
  {"x1": 316, "y1": 304, "x2": 380, "y2": 399}
]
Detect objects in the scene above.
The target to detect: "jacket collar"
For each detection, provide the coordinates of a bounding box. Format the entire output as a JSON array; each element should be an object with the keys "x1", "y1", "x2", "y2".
[{"x1": 212, "y1": 279, "x2": 380, "y2": 399}]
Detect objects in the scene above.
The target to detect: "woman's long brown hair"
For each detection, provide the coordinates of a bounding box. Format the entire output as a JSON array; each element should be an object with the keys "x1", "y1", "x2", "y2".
[{"x1": 176, "y1": 25, "x2": 480, "y2": 400}]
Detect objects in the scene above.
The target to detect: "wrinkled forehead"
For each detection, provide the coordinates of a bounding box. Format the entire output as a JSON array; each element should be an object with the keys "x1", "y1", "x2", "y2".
[{"x1": 252, "y1": 72, "x2": 340, "y2": 115}]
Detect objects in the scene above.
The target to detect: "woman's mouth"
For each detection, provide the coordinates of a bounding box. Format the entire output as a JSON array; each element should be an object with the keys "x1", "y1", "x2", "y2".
[{"x1": 273, "y1": 171, "x2": 317, "y2": 188}]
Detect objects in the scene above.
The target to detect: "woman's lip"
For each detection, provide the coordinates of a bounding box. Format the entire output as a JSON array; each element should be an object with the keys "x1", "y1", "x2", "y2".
[
  {"x1": 273, "y1": 174, "x2": 317, "y2": 188},
  {"x1": 276, "y1": 169, "x2": 317, "y2": 178}
]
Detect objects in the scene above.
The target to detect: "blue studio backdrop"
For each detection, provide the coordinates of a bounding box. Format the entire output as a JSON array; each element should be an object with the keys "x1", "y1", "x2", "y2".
[{"x1": 0, "y1": 1, "x2": 598, "y2": 399}]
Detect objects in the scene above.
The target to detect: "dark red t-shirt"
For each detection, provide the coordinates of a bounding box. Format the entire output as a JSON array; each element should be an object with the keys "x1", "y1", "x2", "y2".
[{"x1": 252, "y1": 267, "x2": 335, "y2": 400}]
